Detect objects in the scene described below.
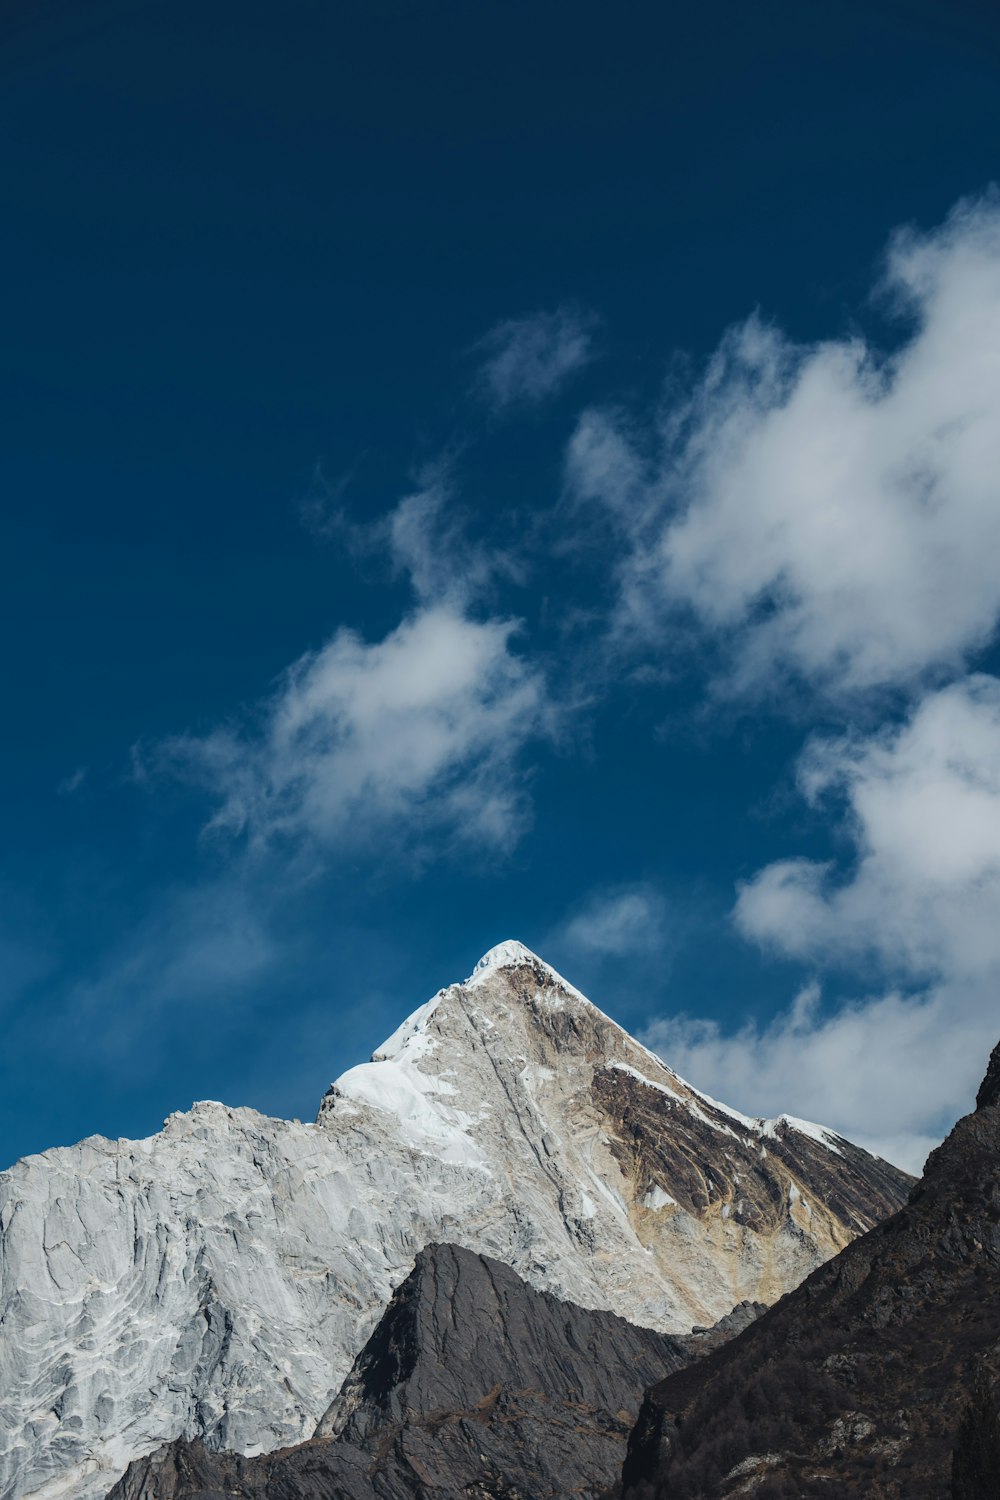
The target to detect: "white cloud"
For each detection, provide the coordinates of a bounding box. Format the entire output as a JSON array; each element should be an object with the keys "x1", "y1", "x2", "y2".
[
  {"x1": 736, "y1": 674, "x2": 1000, "y2": 979},
  {"x1": 301, "y1": 462, "x2": 522, "y2": 610},
  {"x1": 385, "y1": 469, "x2": 522, "y2": 605},
  {"x1": 559, "y1": 885, "x2": 668, "y2": 958},
  {"x1": 567, "y1": 192, "x2": 1000, "y2": 697},
  {"x1": 646, "y1": 673, "x2": 1000, "y2": 1173},
  {"x1": 155, "y1": 605, "x2": 550, "y2": 860},
  {"x1": 387, "y1": 477, "x2": 463, "y2": 602},
  {"x1": 477, "y1": 306, "x2": 595, "y2": 411}
]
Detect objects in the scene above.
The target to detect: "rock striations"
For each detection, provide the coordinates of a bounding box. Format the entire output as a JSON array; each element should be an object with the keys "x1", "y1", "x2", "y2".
[
  {"x1": 619, "y1": 1037, "x2": 1000, "y2": 1499},
  {"x1": 0, "y1": 942, "x2": 911, "y2": 1500},
  {"x1": 105, "y1": 1240, "x2": 694, "y2": 1500}
]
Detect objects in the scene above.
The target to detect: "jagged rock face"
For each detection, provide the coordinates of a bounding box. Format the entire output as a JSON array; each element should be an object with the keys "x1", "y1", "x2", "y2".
[
  {"x1": 975, "y1": 1037, "x2": 1000, "y2": 1110},
  {"x1": 107, "y1": 1242, "x2": 694, "y2": 1500},
  {"x1": 0, "y1": 941, "x2": 911, "y2": 1500},
  {"x1": 620, "y1": 1034, "x2": 1000, "y2": 1499}
]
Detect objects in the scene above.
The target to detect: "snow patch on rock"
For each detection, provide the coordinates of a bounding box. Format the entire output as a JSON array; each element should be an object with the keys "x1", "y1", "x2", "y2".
[{"x1": 643, "y1": 1185, "x2": 678, "y2": 1211}]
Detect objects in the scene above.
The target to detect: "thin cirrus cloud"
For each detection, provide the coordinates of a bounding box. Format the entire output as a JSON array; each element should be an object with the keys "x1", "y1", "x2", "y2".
[
  {"x1": 557, "y1": 885, "x2": 668, "y2": 959},
  {"x1": 647, "y1": 673, "x2": 1000, "y2": 1174},
  {"x1": 154, "y1": 604, "x2": 550, "y2": 862},
  {"x1": 63, "y1": 875, "x2": 279, "y2": 1060},
  {"x1": 476, "y1": 305, "x2": 596, "y2": 412},
  {"x1": 385, "y1": 470, "x2": 524, "y2": 605},
  {"x1": 567, "y1": 191, "x2": 1000, "y2": 699},
  {"x1": 302, "y1": 464, "x2": 523, "y2": 608}
]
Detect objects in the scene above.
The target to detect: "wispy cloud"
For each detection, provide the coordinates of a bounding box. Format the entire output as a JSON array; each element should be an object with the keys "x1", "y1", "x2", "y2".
[
  {"x1": 567, "y1": 191, "x2": 1000, "y2": 699},
  {"x1": 63, "y1": 875, "x2": 279, "y2": 1060},
  {"x1": 557, "y1": 884, "x2": 669, "y2": 958},
  {"x1": 476, "y1": 305, "x2": 595, "y2": 412},
  {"x1": 301, "y1": 461, "x2": 524, "y2": 609},
  {"x1": 297, "y1": 461, "x2": 359, "y2": 544},
  {"x1": 384, "y1": 467, "x2": 524, "y2": 605},
  {"x1": 150, "y1": 604, "x2": 551, "y2": 863}
]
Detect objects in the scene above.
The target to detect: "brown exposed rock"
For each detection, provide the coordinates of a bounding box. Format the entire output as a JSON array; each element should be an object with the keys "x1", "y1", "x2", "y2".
[{"x1": 591, "y1": 1064, "x2": 909, "y2": 1243}]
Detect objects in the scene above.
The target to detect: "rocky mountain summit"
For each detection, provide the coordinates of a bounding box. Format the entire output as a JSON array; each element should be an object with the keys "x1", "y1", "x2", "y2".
[
  {"x1": 619, "y1": 1038, "x2": 1000, "y2": 1498},
  {"x1": 106, "y1": 1241, "x2": 695, "y2": 1500},
  {"x1": 0, "y1": 941, "x2": 911, "y2": 1500}
]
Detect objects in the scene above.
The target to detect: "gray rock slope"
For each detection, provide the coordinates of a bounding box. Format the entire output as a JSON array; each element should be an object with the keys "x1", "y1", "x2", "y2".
[
  {"x1": 0, "y1": 941, "x2": 912, "y2": 1500},
  {"x1": 107, "y1": 1240, "x2": 695, "y2": 1500}
]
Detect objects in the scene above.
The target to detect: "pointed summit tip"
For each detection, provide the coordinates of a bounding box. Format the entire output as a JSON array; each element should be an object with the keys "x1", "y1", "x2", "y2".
[
  {"x1": 465, "y1": 939, "x2": 593, "y2": 1007},
  {"x1": 470, "y1": 939, "x2": 543, "y2": 978}
]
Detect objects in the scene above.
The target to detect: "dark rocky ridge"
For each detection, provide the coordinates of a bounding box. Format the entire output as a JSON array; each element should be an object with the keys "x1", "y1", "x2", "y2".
[
  {"x1": 107, "y1": 1242, "x2": 702, "y2": 1500},
  {"x1": 619, "y1": 1039, "x2": 1000, "y2": 1499}
]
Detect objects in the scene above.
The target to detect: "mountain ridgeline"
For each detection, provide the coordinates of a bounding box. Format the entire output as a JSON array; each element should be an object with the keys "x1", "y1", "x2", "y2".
[{"x1": 0, "y1": 942, "x2": 912, "y2": 1500}]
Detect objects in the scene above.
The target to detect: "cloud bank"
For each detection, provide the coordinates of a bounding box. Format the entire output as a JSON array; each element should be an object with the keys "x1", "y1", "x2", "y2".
[
  {"x1": 137, "y1": 193, "x2": 1000, "y2": 1174},
  {"x1": 611, "y1": 195, "x2": 1000, "y2": 1168}
]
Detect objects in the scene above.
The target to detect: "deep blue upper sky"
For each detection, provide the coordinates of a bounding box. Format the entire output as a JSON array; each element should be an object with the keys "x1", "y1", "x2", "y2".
[{"x1": 3, "y1": 0, "x2": 1000, "y2": 1171}]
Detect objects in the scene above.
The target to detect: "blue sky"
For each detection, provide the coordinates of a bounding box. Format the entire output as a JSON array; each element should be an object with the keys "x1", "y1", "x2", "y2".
[{"x1": 3, "y1": 0, "x2": 1000, "y2": 1172}]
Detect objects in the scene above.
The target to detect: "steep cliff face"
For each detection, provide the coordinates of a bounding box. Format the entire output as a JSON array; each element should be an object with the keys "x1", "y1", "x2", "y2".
[
  {"x1": 107, "y1": 1242, "x2": 694, "y2": 1500},
  {"x1": 620, "y1": 1038, "x2": 1000, "y2": 1499},
  {"x1": 0, "y1": 941, "x2": 911, "y2": 1500}
]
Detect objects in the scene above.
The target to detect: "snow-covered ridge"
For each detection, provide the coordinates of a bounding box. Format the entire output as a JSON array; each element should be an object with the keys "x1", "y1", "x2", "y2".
[
  {"x1": 763, "y1": 1113, "x2": 846, "y2": 1156},
  {"x1": 603, "y1": 1059, "x2": 845, "y2": 1158},
  {"x1": 0, "y1": 940, "x2": 909, "y2": 1500}
]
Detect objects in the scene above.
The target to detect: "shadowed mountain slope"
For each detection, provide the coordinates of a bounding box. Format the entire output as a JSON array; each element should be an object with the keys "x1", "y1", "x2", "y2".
[{"x1": 107, "y1": 1242, "x2": 697, "y2": 1500}]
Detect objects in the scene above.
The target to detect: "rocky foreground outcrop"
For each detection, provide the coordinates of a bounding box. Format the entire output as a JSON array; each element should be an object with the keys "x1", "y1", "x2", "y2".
[
  {"x1": 0, "y1": 941, "x2": 911, "y2": 1500},
  {"x1": 619, "y1": 1038, "x2": 1000, "y2": 1499},
  {"x1": 107, "y1": 1241, "x2": 696, "y2": 1500}
]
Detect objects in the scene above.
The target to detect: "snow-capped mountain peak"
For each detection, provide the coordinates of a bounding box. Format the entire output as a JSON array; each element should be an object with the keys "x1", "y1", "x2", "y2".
[
  {"x1": 321, "y1": 942, "x2": 869, "y2": 1217},
  {"x1": 469, "y1": 936, "x2": 541, "y2": 976},
  {"x1": 467, "y1": 935, "x2": 597, "y2": 1005},
  {"x1": 0, "y1": 942, "x2": 912, "y2": 1500}
]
